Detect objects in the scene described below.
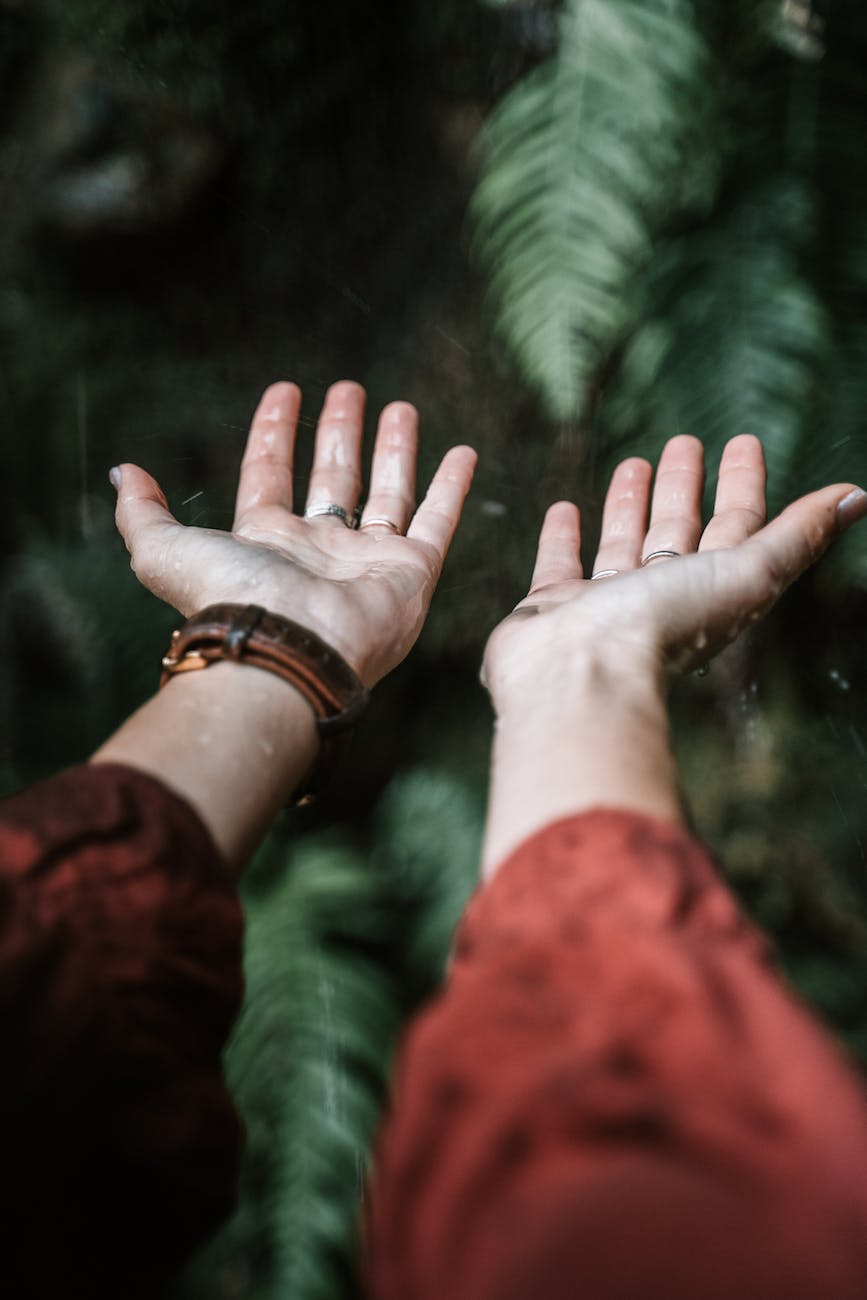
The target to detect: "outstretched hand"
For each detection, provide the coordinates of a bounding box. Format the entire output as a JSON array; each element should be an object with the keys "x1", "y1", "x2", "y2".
[
  {"x1": 112, "y1": 380, "x2": 477, "y2": 687},
  {"x1": 484, "y1": 434, "x2": 867, "y2": 707}
]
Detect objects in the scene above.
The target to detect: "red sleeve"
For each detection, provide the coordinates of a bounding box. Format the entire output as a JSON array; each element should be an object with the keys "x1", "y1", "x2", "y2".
[
  {"x1": 364, "y1": 810, "x2": 867, "y2": 1300},
  {"x1": 0, "y1": 763, "x2": 244, "y2": 1299}
]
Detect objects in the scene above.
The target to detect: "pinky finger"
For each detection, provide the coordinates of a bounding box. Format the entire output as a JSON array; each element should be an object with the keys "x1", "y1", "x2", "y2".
[
  {"x1": 406, "y1": 445, "x2": 477, "y2": 569},
  {"x1": 529, "y1": 501, "x2": 582, "y2": 592}
]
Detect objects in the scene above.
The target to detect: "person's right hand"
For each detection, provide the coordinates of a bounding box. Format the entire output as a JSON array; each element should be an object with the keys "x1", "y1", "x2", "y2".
[
  {"x1": 483, "y1": 434, "x2": 867, "y2": 709},
  {"x1": 112, "y1": 380, "x2": 476, "y2": 689}
]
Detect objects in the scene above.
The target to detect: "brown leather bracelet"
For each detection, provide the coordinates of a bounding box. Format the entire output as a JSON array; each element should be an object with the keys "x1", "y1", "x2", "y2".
[{"x1": 160, "y1": 604, "x2": 369, "y2": 803}]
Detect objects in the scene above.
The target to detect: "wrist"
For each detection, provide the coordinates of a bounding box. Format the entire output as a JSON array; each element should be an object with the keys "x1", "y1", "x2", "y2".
[
  {"x1": 92, "y1": 661, "x2": 319, "y2": 874},
  {"x1": 488, "y1": 637, "x2": 667, "y2": 723},
  {"x1": 481, "y1": 645, "x2": 682, "y2": 878}
]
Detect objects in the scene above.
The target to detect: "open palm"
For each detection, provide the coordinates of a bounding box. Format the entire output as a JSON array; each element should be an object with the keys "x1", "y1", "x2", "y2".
[
  {"x1": 485, "y1": 434, "x2": 866, "y2": 703},
  {"x1": 113, "y1": 381, "x2": 477, "y2": 686}
]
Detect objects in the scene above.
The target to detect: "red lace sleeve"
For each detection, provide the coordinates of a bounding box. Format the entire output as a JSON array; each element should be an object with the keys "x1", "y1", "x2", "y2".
[
  {"x1": 0, "y1": 763, "x2": 244, "y2": 1298},
  {"x1": 365, "y1": 810, "x2": 867, "y2": 1300}
]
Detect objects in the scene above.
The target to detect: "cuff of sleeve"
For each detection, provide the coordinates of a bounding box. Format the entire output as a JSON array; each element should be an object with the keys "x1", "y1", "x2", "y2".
[
  {"x1": 453, "y1": 808, "x2": 765, "y2": 968},
  {"x1": 2, "y1": 760, "x2": 228, "y2": 880}
]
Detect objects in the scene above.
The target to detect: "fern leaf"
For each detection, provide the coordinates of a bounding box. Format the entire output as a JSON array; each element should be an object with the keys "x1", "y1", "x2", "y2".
[
  {"x1": 605, "y1": 177, "x2": 829, "y2": 510},
  {"x1": 472, "y1": 0, "x2": 722, "y2": 420}
]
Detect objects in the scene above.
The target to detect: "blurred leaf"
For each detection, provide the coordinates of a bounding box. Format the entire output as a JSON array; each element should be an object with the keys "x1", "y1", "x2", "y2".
[
  {"x1": 180, "y1": 768, "x2": 483, "y2": 1299},
  {"x1": 472, "y1": 0, "x2": 723, "y2": 420},
  {"x1": 606, "y1": 177, "x2": 829, "y2": 509}
]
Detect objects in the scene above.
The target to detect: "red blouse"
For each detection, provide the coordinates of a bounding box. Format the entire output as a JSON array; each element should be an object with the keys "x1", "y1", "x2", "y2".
[
  {"x1": 2, "y1": 766, "x2": 866, "y2": 1299},
  {"x1": 364, "y1": 812, "x2": 867, "y2": 1300},
  {"x1": 0, "y1": 763, "x2": 243, "y2": 1299}
]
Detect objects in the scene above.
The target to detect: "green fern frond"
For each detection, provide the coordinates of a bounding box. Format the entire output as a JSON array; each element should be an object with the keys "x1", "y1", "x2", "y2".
[
  {"x1": 371, "y1": 767, "x2": 483, "y2": 995},
  {"x1": 223, "y1": 840, "x2": 397, "y2": 1300},
  {"x1": 187, "y1": 768, "x2": 483, "y2": 1300},
  {"x1": 605, "y1": 177, "x2": 829, "y2": 510},
  {"x1": 472, "y1": 0, "x2": 722, "y2": 421}
]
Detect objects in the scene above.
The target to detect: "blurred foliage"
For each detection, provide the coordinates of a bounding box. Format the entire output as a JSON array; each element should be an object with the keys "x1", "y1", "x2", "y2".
[
  {"x1": 472, "y1": 0, "x2": 867, "y2": 579},
  {"x1": 0, "y1": 1, "x2": 866, "y2": 1298},
  {"x1": 473, "y1": 0, "x2": 722, "y2": 420},
  {"x1": 180, "y1": 771, "x2": 483, "y2": 1300}
]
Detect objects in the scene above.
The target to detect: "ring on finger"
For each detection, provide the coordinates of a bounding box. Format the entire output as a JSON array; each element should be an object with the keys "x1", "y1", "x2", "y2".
[
  {"x1": 590, "y1": 569, "x2": 620, "y2": 580},
  {"x1": 640, "y1": 549, "x2": 681, "y2": 566},
  {"x1": 304, "y1": 503, "x2": 359, "y2": 529},
  {"x1": 360, "y1": 516, "x2": 402, "y2": 534}
]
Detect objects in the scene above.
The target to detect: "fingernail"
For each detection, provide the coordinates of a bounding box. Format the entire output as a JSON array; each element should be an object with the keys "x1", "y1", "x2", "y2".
[
  {"x1": 109, "y1": 466, "x2": 121, "y2": 491},
  {"x1": 836, "y1": 488, "x2": 867, "y2": 528}
]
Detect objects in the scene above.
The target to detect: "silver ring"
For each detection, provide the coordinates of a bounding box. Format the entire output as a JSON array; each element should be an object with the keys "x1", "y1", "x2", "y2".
[
  {"x1": 304, "y1": 503, "x2": 358, "y2": 529},
  {"x1": 590, "y1": 569, "x2": 620, "y2": 580},
  {"x1": 360, "y1": 516, "x2": 401, "y2": 533},
  {"x1": 641, "y1": 549, "x2": 681, "y2": 566}
]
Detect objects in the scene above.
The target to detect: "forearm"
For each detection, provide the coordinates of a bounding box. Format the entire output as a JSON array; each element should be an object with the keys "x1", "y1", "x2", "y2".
[
  {"x1": 482, "y1": 650, "x2": 683, "y2": 877},
  {"x1": 92, "y1": 662, "x2": 318, "y2": 873}
]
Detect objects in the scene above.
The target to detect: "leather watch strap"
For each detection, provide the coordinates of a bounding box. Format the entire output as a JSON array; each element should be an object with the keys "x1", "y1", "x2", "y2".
[{"x1": 160, "y1": 604, "x2": 369, "y2": 801}]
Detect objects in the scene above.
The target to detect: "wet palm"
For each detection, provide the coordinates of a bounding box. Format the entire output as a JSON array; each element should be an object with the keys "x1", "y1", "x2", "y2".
[
  {"x1": 484, "y1": 435, "x2": 866, "y2": 706},
  {"x1": 113, "y1": 381, "x2": 477, "y2": 686}
]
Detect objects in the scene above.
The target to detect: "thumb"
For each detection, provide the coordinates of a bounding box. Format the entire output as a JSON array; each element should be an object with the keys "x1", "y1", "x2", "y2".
[
  {"x1": 649, "y1": 483, "x2": 866, "y2": 673},
  {"x1": 110, "y1": 463, "x2": 183, "y2": 588},
  {"x1": 747, "y1": 483, "x2": 867, "y2": 591}
]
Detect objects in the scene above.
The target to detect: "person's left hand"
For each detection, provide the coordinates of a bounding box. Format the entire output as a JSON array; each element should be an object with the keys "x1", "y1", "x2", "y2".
[
  {"x1": 483, "y1": 433, "x2": 866, "y2": 708},
  {"x1": 112, "y1": 380, "x2": 477, "y2": 686}
]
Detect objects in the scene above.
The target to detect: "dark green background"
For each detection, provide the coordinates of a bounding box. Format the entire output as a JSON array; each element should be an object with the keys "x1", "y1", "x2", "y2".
[{"x1": 1, "y1": 3, "x2": 864, "y2": 1297}]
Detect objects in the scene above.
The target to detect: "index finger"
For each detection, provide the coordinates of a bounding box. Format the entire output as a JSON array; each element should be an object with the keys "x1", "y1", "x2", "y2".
[
  {"x1": 234, "y1": 381, "x2": 301, "y2": 526},
  {"x1": 406, "y1": 446, "x2": 477, "y2": 568},
  {"x1": 529, "y1": 501, "x2": 582, "y2": 591}
]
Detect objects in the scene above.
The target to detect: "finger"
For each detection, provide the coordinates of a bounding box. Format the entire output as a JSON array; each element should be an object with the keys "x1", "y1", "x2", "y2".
[
  {"x1": 746, "y1": 483, "x2": 866, "y2": 595},
  {"x1": 304, "y1": 380, "x2": 366, "y2": 522},
  {"x1": 699, "y1": 434, "x2": 766, "y2": 552},
  {"x1": 592, "y1": 457, "x2": 652, "y2": 575},
  {"x1": 234, "y1": 381, "x2": 301, "y2": 526},
  {"x1": 406, "y1": 445, "x2": 477, "y2": 569},
  {"x1": 112, "y1": 463, "x2": 184, "y2": 591},
  {"x1": 358, "y1": 401, "x2": 418, "y2": 535},
  {"x1": 530, "y1": 501, "x2": 582, "y2": 591},
  {"x1": 657, "y1": 483, "x2": 866, "y2": 661},
  {"x1": 642, "y1": 435, "x2": 705, "y2": 565}
]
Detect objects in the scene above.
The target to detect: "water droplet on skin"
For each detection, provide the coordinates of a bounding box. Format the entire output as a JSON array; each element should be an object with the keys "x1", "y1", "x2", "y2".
[
  {"x1": 377, "y1": 456, "x2": 406, "y2": 491},
  {"x1": 321, "y1": 426, "x2": 353, "y2": 466}
]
